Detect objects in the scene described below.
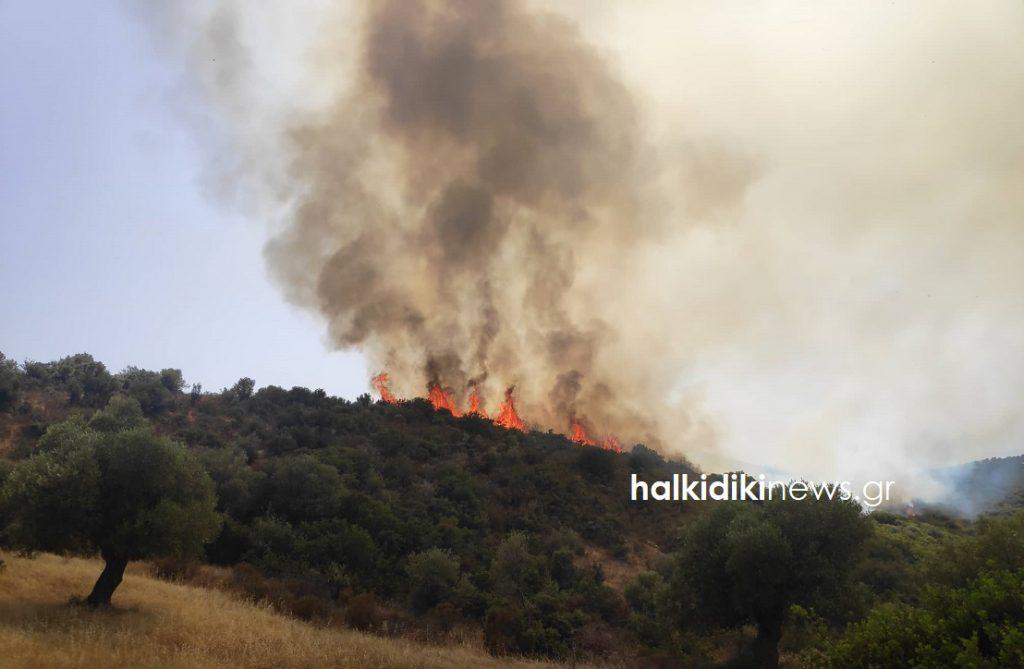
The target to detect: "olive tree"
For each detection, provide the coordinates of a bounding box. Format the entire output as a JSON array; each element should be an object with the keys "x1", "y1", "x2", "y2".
[
  {"x1": 674, "y1": 496, "x2": 871, "y2": 668},
  {"x1": 0, "y1": 400, "x2": 221, "y2": 606}
]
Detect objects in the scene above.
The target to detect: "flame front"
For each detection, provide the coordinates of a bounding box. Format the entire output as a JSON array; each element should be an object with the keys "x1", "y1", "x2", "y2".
[
  {"x1": 493, "y1": 386, "x2": 526, "y2": 431},
  {"x1": 601, "y1": 435, "x2": 623, "y2": 453},
  {"x1": 372, "y1": 372, "x2": 397, "y2": 404},
  {"x1": 372, "y1": 374, "x2": 623, "y2": 447},
  {"x1": 467, "y1": 385, "x2": 487, "y2": 417},
  {"x1": 570, "y1": 416, "x2": 596, "y2": 446},
  {"x1": 428, "y1": 382, "x2": 461, "y2": 416},
  {"x1": 572, "y1": 415, "x2": 623, "y2": 452}
]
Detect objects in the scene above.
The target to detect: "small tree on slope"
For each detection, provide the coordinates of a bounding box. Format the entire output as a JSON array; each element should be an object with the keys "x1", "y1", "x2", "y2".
[{"x1": 0, "y1": 398, "x2": 221, "y2": 606}]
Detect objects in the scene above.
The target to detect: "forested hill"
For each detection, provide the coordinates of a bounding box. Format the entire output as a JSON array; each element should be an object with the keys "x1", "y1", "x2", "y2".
[
  {"x1": 0, "y1": 352, "x2": 697, "y2": 659},
  {"x1": 929, "y1": 455, "x2": 1024, "y2": 517},
  {"x1": 5, "y1": 353, "x2": 1024, "y2": 667}
]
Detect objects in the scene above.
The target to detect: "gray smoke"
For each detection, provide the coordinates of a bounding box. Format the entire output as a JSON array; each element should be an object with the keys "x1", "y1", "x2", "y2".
[
  {"x1": 168, "y1": 0, "x2": 671, "y2": 444},
  {"x1": 156, "y1": 0, "x2": 1024, "y2": 495}
]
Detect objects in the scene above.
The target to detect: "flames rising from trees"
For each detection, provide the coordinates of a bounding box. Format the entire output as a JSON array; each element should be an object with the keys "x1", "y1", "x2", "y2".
[
  {"x1": 168, "y1": 0, "x2": 1024, "y2": 482},
  {"x1": 378, "y1": 372, "x2": 619, "y2": 450},
  {"x1": 571, "y1": 415, "x2": 622, "y2": 453},
  {"x1": 570, "y1": 416, "x2": 595, "y2": 446},
  {"x1": 372, "y1": 373, "x2": 396, "y2": 405},
  {"x1": 491, "y1": 386, "x2": 526, "y2": 433},
  {"x1": 176, "y1": 0, "x2": 670, "y2": 454},
  {"x1": 426, "y1": 382, "x2": 460, "y2": 416},
  {"x1": 467, "y1": 385, "x2": 487, "y2": 418}
]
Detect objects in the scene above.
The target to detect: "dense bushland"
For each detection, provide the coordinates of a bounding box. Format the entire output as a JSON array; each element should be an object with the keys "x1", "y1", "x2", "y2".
[{"x1": 1, "y1": 352, "x2": 1022, "y2": 667}]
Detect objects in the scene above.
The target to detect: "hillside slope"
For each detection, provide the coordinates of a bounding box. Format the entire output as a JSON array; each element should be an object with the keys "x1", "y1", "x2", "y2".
[
  {"x1": 0, "y1": 552, "x2": 566, "y2": 669},
  {"x1": 930, "y1": 455, "x2": 1024, "y2": 515},
  {"x1": 0, "y1": 355, "x2": 701, "y2": 661}
]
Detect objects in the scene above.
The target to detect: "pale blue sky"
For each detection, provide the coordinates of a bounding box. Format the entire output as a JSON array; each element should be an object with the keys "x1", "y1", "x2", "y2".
[{"x1": 0, "y1": 1, "x2": 367, "y2": 398}]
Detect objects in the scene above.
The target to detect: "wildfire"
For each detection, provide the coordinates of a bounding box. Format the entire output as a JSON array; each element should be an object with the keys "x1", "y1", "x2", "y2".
[
  {"x1": 570, "y1": 416, "x2": 596, "y2": 446},
  {"x1": 493, "y1": 386, "x2": 526, "y2": 431},
  {"x1": 427, "y1": 382, "x2": 461, "y2": 416},
  {"x1": 372, "y1": 372, "x2": 396, "y2": 404},
  {"x1": 467, "y1": 385, "x2": 488, "y2": 417},
  {"x1": 601, "y1": 435, "x2": 623, "y2": 453},
  {"x1": 572, "y1": 415, "x2": 623, "y2": 452},
  {"x1": 371, "y1": 373, "x2": 623, "y2": 449}
]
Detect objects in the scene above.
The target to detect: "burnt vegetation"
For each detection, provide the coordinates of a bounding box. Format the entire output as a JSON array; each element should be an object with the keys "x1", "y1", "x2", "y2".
[{"x1": 1, "y1": 352, "x2": 1023, "y2": 667}]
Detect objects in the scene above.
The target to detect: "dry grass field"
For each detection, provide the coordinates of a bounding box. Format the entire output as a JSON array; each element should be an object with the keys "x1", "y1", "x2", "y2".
[{"x1": 0, "y1": 552, "x2": 570, "y2": 669}]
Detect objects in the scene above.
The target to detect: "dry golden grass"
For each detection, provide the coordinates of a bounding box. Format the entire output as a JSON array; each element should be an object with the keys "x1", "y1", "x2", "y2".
[{"x1": 0, "y1": 552, "x2": 566, "y2": 669}]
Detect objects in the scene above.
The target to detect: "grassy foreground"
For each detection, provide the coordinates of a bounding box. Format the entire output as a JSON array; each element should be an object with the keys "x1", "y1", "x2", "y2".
[{"x1": 0, "y1": 553, "x2": 564, "y2": 669}]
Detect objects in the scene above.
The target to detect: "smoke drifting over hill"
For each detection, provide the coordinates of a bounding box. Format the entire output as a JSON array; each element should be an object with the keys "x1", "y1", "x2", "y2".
[{"x1": 163, "y1": 1, "x2": 1024, "y2": 485}]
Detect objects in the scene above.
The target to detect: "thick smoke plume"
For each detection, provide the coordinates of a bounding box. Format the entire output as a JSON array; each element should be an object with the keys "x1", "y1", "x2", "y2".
[
  {"x1": 177, "y1": 0, "x2": 677, "y2": 445},
  {"x1": 285, "y1": 0, "x2": 670, "y2": 443},
  {"x1": 164, "y1": 0, "x2": 1024, "y2": 491}
]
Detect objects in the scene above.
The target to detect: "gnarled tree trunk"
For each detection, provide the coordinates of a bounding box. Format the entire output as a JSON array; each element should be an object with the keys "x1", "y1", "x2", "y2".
[{"x1": 85, "y1": 553, "x2": 128, "y2": 607}]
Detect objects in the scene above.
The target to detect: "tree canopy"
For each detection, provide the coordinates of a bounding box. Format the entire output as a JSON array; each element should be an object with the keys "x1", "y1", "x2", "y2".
[
  {"x1": 2, "y1": 353, "x2": 1024, "y2": 665},
  {"x1": 0, "y1": 398, "x2": 221, "y2": 605},
  {"x1": 673, "y1": 497, "x2": 872, "y2": 668}
]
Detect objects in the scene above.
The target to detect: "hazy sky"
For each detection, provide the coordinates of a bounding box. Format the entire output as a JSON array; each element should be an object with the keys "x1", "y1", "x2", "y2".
[{"x1": 0, "y1": 1, "x2": 367, "y2": 398}]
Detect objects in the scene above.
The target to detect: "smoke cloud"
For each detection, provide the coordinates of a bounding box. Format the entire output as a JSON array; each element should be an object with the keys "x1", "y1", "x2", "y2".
[{"x1": 162, "y1": 0, "x2": 1024, "y2": 487}]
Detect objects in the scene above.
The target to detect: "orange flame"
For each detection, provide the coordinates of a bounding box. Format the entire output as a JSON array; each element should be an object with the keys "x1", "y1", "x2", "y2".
[
  {"x1": 601, "y1": 435, "x2": 623, "y2": 453},
  {"x1": 427, "y1": 382, "x2": 461, "y2": 416},
  {"x1": 570, "y1": 416, "x2": 596, "y2": 446},
  {"x1": 374, "y1": 373, "x2": 631, "y2": 448},
  {"x1": 493, "y1": 386, "x2": 525, "y2": 431},
  {"x1": 467, "y1": 385, "x2": 488, "y2": 417},
  {"x1": 571, "y1": 416, "x2": 624, "y2": 452},
  {"x1": 372, "y1": 372, "x2": 396, "y2": 404}
]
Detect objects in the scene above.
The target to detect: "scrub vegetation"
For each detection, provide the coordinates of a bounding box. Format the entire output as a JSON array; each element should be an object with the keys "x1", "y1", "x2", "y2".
[{"x1": 0, "y1": 352, "x2": 1022, "y2": 667}]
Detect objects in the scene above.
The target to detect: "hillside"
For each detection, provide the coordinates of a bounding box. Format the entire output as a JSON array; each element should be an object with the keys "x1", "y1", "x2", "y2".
[
  {"x1": 0, "y1": 353, "x2": 698, "y2": 663},
  {"x1": 928, "y1": 455, "x2": 1024, "y2": 516},
  {"x1": 0, "y1": 552, "x2": 568, "y2": 669},
  {"x1": 3, "y1": 353, "x2": 1024, "y2": 667}
]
